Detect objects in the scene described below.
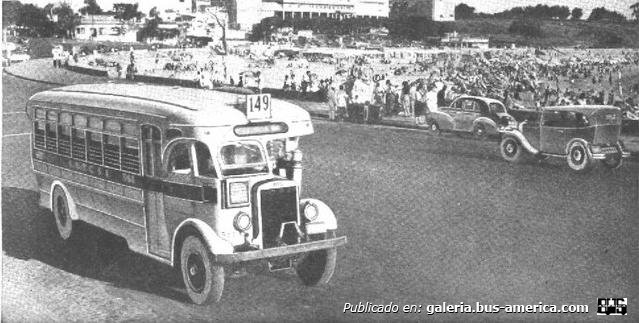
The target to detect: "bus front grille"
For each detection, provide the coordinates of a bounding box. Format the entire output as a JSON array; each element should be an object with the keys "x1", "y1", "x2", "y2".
[{"x1": 259, "y1": 186, "x2": 298, "y2": 249}]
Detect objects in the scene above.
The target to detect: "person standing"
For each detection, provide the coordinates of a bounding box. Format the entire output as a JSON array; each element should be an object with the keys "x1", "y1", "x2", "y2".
[
  {"x1": 401, "y1": 81, "x2": 411, "y2": 117},
  {"x1": 327, "y1": 85, "x2": 337, "y2": 121},
  {"x1": 425, "y1": 83, "x2": 439, "y2": 114},
  {"x1": 335, "y1": 85, "x2": 349, "y2": 122}
]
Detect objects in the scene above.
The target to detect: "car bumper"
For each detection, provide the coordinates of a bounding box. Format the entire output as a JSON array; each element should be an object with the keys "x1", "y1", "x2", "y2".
[
  {"x1": 591, "y1": 150, "x2": 631, "y2": 160},
  {"x1": 212, "y1": 236, "x2": 347, "y2": 264}
]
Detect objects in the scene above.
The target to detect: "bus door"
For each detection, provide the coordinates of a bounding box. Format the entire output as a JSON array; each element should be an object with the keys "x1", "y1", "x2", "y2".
[{"x1": 142, "y1": 125, "x2": 171, "y2": 258}]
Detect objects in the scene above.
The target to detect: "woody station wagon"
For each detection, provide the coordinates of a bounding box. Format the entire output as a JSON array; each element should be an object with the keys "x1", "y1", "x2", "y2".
[
  {"x1": 499, "y1": 105, "x2": 630, "y2": 172},
  {"x1": 26, "y1": 83, "x2": 347, "y2": 304}
]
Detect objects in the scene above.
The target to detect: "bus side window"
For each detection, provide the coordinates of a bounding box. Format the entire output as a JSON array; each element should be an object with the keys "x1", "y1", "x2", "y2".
[
  {"x1": 72, "y1": 128, "x2": 87, "y2": 160},
  {"x1": 104, "y1": 134, "x2": 121, "y2": 169},
  {"x1": 121, "y1": 138, "x2": 140, "y2": 174},
  {"x1": 142, "y1": 125, "x2": 162, "y2": 177},
  {"x1": 195, "y1": 142, "x2": 217, "y2": 178},
  {"x1": 87, "y1": 132, "x2": 103, "y2": 165},
  {"x1": 34, "y1": 121, "x2": 46, "y2": 149},
  {"x1": 45, "y1": 111, "x2": 58, "y2": 153},
  {"x1": 167, "y1": 142, "x2": 192, "y2": 174}
]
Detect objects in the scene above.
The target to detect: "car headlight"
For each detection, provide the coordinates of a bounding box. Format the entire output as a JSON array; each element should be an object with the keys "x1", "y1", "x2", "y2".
[
  {"x1": 303, "y1": 201, "x2": 319, "y2": 222},
  {"x1": 233, "y1": 212, "x2": 252, "y2": 232},
  {"x1": 229, "y1": 181, "x2": 249, "y2": 205}
]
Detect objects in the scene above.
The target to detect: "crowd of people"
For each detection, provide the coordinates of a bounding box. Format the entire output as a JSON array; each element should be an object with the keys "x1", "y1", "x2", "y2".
[{"x1": 74, "y1": 45, "x2": 639, "y2": 123}]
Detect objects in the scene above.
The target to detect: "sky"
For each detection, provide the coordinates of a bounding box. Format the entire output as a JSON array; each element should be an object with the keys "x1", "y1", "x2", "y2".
[{"x1": 16, "y1": 0, "x2": 637, "y2": 19}]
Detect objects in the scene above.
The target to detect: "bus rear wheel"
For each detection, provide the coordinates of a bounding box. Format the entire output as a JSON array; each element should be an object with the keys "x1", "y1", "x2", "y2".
[
  {"x1": 180, "y1": 236, "x2": 225, "y2": 305},
  {"x1": 52, "y1": 186, "x2": 73, "y2": 240}
]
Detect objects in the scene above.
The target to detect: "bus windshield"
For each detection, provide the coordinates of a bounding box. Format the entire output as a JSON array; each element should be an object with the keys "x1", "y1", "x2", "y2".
[{"x1": 219, "y1": 142, "x2": 268, "y2": 176}]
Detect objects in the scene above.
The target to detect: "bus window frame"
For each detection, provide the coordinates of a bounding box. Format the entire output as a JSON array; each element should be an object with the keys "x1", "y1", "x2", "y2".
[{"x1": 217, "y1": 139, "x2": 270, "y2": 177}]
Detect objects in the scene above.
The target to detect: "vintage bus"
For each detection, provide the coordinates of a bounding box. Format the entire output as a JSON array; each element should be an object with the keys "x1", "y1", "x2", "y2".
[{"x1": 26, "y1": 83, "x2": 347, "y2": 304}]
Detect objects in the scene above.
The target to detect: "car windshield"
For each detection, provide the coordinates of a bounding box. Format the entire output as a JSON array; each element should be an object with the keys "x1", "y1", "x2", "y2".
[
  {"x1": 219, "y1": 142, "x2": 268, "y2": 176},
  {"x1": 489, "y1": 103, "x2": 506, "y2": 113}
]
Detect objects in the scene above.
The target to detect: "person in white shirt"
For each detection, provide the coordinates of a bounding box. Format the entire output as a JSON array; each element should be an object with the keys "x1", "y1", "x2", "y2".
[{"x1": 426, "y1": 84, "x2": 439, "y2": 113}]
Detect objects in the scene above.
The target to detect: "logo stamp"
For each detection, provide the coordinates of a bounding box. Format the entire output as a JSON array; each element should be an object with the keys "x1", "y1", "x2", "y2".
[{"x1": 597, "y1": 298, "x2": 627, "y2": 315}]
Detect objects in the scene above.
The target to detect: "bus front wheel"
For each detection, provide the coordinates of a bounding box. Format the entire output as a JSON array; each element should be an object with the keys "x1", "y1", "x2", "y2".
[
  {"x1": 180, "y1": 236, "x2": 225, "y2": 305},
  {"x1": 52, "y1": 186, "x2": 74, "y2": 240},
  {"x1": 296, "y1": 232, "x2": 337, "y2": 286}
]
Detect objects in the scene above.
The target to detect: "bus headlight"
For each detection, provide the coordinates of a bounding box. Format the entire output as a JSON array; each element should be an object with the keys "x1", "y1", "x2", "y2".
[
  {"x1": 229, "y1": 181, "x2": 249, "y2": 205},
  {"x1": 303, "y1": 201, "x2": 319, "y2": 222},
  {"x1": 292, "y1": 149, "x2": 303, "y2": 162},
  {"x1": 233, "y1": 212, "x2": 251, "y2": 232}
]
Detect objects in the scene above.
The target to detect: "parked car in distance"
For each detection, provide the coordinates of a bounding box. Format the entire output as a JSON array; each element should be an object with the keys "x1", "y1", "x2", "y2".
[
  {"x1": 427, "y1": 96, "x2": 517, "y2": 139},
  {"x1": 499, "y1": 105, "x2": 631, "y2": 172}
]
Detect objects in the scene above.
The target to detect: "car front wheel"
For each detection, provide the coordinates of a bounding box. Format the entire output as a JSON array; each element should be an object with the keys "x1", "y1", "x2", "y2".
[
  {"x1": 180, "y1": 236, "x2": 225, "y2": 305},
  {"x1": 601, "y1": 153, "x2": 623, "y2": 169},
  {"x1": 428, "y1": 120, "x2": 441, "y2": 135},
  {"x1": 567, "y1": 142, "x2": 593, "y2": 172},
  {"x1": 500, "y1": 137, "x2": 525, "y2": 163},
  {"x1": 473, "y1": 124, "x2": 488, "y2": 140}
]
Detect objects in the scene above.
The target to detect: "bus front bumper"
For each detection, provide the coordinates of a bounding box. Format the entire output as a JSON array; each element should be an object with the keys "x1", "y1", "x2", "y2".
[{"x1": 212, "y1": 236, "x2": 347, "y2": 264}]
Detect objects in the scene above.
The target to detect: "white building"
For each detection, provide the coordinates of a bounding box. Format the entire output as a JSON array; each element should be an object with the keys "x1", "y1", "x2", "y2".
[
  {"x1": 265, "y1": 0, "x2": 389, "y2": 20},
  {"x1": 75, "y1": 15, "x2": 140, "y2": 42}
]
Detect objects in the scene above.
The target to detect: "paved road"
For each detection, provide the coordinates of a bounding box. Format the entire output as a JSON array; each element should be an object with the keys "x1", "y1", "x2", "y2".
[{"x1": 2, "y1": 73, "x2": 638, "y2": 322}]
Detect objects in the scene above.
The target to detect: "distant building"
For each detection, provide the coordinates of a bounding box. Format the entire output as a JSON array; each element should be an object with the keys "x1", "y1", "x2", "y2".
[
  {"x1": 75, "y1": 15, "x2": 140, "y2": 42},
  {"x1": 440, "y1": 32, "x2": 489, "y2": 49},
  {"x1": 267, "y1": 0, "x2": 389, "y2": 20},
  {"x1": 392, "y1": 0, "x2": 455, "y2": 21}
]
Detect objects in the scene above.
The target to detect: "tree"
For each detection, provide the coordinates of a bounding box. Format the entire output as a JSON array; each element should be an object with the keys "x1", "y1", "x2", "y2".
[
  {"x1": 16, "y1": 4, "x2": 55, "y2": 37},
  {"x1": 205, "y1": 6, "x2": 229, "y2": 55},
  {"x1": 631, "y1": 2, "x2": 639, "y2": 21},
  {"x1": 571, "y1": 8, "x2": 583, "y2": 20},
  {"x1": 455, "y1": 3, "x2": 476, "y2": 19},
  {"x1": 508, "y1": 18, "x2": 543, "y2": 37},
  {"x1": 113, "y1": 3, "x2": 142, "y2": 21},
  {"x1": 53, "y1": 3, "x2": 81, "y2": 38},
  {"x1": 79, "y1": 0, "x2": 103, "y2": 15},
  {"x1": 2, "y1": 1, "x2": 23, "y2": 28},
  {"x1": 588, "y1": 7, "x2": 626, "y2": 22}
]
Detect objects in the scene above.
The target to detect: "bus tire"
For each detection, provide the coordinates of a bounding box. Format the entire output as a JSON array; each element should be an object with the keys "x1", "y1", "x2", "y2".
[
  {"x1": 296, "y1": 232, "x2": 337, "y2": 286},
  {"x1": 52, "y1": 186, "x2": 74, "y2": 240},
  {"x1": 180, "y1": 236, "x2": 224, "y2": 305}
]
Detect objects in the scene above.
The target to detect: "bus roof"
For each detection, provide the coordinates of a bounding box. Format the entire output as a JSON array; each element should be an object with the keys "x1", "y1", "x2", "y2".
[{"x1": 28, "y1": 83, "x2": 312, "y2": 127}]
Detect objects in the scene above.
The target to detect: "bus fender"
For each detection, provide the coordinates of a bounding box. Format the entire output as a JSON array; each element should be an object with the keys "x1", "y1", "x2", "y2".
[
  {"x1": 300, "y1": 198, "x2": 337, "y2": 231},
  {"x1": 172, "y1": 219, "x2": 234, "y2": 264},
  {"x1": 49, "y1": 180, "x2": 79, "y2": 221}
]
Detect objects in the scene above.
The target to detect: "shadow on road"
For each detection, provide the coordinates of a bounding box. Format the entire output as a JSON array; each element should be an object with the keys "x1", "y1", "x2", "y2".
[{"x1": 2, "y1": 187, "x2": 189, "y2": 303}]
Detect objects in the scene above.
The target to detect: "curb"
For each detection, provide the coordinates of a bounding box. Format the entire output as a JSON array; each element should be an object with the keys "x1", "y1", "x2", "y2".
[{"x1": 2, "y1": 67, "x2": 65, "y2": 86}]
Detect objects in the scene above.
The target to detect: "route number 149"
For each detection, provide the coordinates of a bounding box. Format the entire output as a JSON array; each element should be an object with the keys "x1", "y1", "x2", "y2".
[{"x1": 245, "y1": 94, "x2": 272, "y2": 121}]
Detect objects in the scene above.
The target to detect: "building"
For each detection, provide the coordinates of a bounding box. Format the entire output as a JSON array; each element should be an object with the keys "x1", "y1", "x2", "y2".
[
  {"x1": 75, "y1": 15, "x2": 140, "y2": 42},
  {"x1": 266, "y1": 0, "x2": 389, "y2": 20},
  {"x1": 440, "y1": 32, "x2": 489, "y2": 49},
  {"x1": 393, "y1": 0, "x2": 455, "y2": 21}
]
